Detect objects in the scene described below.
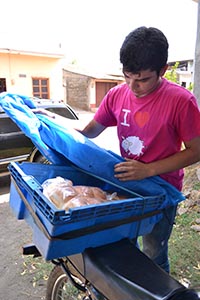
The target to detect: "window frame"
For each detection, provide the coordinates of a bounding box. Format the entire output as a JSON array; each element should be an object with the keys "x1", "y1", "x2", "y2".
[{"x1": 32, "y1": 77, "x2": 50, "y2": 99}]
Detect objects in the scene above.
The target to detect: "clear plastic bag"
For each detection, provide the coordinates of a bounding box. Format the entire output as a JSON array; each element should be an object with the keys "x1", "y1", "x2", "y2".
[{"x1": 42, "y1": 176, "x2": 120, "y2": 210}]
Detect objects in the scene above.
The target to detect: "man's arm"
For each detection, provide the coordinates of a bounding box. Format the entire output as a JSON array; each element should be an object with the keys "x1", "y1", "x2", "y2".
[
  {"x1": 114, "y1": 136, "x2": 200, "y2": 181},
  {"x1": 78, "y1": 119, "x2": 106, "y2": 138}
]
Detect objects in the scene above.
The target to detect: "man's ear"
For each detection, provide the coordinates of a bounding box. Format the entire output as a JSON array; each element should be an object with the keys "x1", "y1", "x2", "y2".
[{"x1": 160, "y1": 64, "x2": 168, "y2": 77}]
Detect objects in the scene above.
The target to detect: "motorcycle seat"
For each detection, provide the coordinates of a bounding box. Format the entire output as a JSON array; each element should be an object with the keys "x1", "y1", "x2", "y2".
[{"x1": 70, "y1": 238, "x2": 186, "y2": 300}]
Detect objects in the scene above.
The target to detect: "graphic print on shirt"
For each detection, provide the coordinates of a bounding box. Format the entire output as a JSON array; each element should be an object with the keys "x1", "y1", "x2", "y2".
[
  {"x1": 121, "y1": 136, "x2": 145, "y2": 156},
  {"x1": 120, "y1": 108, "x2": 130, "y2": 127},
  {"x1": 134, "y1": 111, "x2": 150, "y2": 128},
  {"x1": 120, "y1": 108, "x2": 147, "y2": 157}
]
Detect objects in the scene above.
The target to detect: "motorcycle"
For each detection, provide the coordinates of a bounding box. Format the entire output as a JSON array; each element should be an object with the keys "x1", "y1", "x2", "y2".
[
  {"x1": 23, "y1": 238, "x2": 200, "y2": 300},
  {"x1": 3, "y1": 93, "x2": 200, "y2": 300},
  {"x1": 8, "y1": 161, "x2": 200, "y2": 300}
]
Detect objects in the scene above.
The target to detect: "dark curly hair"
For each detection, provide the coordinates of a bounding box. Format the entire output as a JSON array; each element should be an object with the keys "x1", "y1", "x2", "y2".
[{"x1": 120, "y1": 26, "x2": 169, "y2": 74}]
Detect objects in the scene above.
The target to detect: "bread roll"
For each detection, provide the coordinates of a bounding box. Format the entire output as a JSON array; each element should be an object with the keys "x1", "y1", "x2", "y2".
[
  {"x1": 62, "y1": 195, "x2": 105, "y2": 210},
  {"x1": 43, "y1": 184, "x2": 77, "y2": 208},
  {"x1": 62, "y1": 196, "x2": 88, "y2": 210},
  {"x1": 42, "y1": 177, "x2": 119, "y2": 211},
  {"x1": 74, "y1": 186, "x2": 107, "y2": 201}
]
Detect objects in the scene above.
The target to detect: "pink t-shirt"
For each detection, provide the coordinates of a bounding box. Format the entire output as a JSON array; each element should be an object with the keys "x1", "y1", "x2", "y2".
[{"x1": 94, "y1": 78, "x2": 200, "y2": 190}]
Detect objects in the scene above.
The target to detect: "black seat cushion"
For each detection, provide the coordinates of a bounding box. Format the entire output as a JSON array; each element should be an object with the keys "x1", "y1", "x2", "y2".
[{"x1": 81, "y1": 239, "x2": 186, "y2": 300}]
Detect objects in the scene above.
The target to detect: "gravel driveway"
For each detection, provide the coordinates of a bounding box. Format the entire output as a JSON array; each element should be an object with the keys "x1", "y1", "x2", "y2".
[{"x1": 0, "y1": 183, "x2": 47, "y2": 300}]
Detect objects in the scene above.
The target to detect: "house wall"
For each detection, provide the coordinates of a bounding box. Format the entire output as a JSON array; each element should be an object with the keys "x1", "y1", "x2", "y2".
[
  {"x1": 63, "y1": 69, "x2": 124, "y2": 111},
  {"x1": 168, "y1": 60, "x2": 194, "y2": 89},
  {"x1": 0, "y1": 52, "x2": 64, "y2": 99},
  {"x1": 177, "y1": 72, "x2": 193, "y2": 88},
  {"x1": 63, "y1": 70, "x2": 91, "y2": 110}
]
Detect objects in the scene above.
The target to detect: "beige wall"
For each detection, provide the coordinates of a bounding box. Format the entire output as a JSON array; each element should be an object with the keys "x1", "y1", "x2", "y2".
[{"x1": 0, "y1": 52, "x2": 64, "y2": 99}]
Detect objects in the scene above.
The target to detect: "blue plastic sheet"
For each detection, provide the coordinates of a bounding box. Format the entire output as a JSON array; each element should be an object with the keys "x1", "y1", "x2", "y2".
[{"x1": 0, "y1": 92, "x2": 185, "y2": 206}]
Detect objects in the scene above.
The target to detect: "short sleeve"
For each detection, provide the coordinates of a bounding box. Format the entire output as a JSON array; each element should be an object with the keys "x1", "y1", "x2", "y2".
[
  {"x1": 176, "y1": 96, "x2": 200, "y2": 142},
  {"x1": 94, "y1": 89, "x2": 117, "y2": 127}
]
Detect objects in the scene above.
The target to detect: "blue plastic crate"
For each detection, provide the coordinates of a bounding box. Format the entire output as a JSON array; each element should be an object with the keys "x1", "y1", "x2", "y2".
[{"x1": 9, "y1": 162, "x2": 166, "y2": 260}]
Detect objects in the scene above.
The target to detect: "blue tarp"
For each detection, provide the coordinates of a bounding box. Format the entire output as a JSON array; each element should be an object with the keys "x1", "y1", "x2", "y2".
[{"x1": 0, "y1": 92, "x2": 185, "y2": 206}]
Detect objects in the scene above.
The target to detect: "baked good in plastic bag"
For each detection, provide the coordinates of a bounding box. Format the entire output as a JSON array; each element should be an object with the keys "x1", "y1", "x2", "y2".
[{"x1": 42, "y1": 176, "x2": 118, "y2": 210}]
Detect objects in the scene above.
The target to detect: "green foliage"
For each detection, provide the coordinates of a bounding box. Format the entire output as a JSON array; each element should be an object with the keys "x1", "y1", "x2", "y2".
[
  {"x1": 71, "y1": 59, "x2": 78, "y2": 65},
  {"x1": 169, "y1": 210, "x2": 200, "y2": 288},
  {"x1": 21, "y1": 255, "x2": 53, "y2": 287},
  {"x1": 188, "y1": 82, "x2": 194, "y2": 92},
  {"x1": 165, "y1": 62, "x2": 179, "y2": 83},
  {"x1": 165, "y1": 62, "x2": 194, "y2": 92}
]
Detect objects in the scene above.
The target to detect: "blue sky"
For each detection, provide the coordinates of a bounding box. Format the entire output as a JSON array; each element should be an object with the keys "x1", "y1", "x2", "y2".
[{"x1": 1, "y1": 0, "x2": 198, "y2": 72}]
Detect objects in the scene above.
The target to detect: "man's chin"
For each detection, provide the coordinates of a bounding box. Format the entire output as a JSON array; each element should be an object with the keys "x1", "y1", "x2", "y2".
[{"x1": 133, "y1": 92, "x2": 146, "y2": 98}]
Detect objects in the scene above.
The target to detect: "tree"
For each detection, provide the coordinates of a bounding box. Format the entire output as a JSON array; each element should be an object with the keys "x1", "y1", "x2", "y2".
[{"x1": 165, "y1": 62, "x2": 179, "y2": 84}]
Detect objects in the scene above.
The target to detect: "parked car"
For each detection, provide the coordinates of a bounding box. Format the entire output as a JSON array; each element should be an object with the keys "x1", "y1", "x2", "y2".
[{"x1": 0, "y1": 97, "x2": 79, "y2": 177}]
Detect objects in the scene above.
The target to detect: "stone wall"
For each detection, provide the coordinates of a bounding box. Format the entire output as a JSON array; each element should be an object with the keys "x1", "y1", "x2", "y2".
[{"x1": 63, "y1": 70, "x2": 91, "y2": 111}]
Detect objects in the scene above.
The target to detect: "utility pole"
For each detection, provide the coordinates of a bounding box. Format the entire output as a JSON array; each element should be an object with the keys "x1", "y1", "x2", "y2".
[{"x1": 193, "y1": 0, "x2": 200, "y2": 106}]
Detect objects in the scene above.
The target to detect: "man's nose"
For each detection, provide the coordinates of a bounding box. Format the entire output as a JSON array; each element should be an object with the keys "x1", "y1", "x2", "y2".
[{"x1": 128, "y1": 79, "x2": 138, "y2": 90}]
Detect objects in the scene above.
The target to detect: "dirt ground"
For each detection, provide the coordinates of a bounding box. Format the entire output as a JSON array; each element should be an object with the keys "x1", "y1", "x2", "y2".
[{"x1": 0, "y1": 199, "x2": 47, "y2": 300}]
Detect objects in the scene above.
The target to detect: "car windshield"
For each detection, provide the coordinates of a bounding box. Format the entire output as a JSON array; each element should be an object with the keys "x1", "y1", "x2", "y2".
[{"x1": 46, "y1": 107, "x2": 78, "y2": 120}]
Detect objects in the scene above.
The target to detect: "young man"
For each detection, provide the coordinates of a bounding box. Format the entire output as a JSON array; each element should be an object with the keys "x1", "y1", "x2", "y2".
[{"x1": 79, "y1": 26, "x2": 200, "y2": 272}]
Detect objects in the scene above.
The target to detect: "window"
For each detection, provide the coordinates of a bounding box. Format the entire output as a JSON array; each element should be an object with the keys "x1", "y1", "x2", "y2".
[
  {"x1": 181, "y1": 82, "x2": 186, "y2": 88},
  {"x1": 32, "y1": 78, "x2": 49, "y2": 98},
  {"x1": 0, "y1": 78, "x2": 7, "y2": 93}
]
